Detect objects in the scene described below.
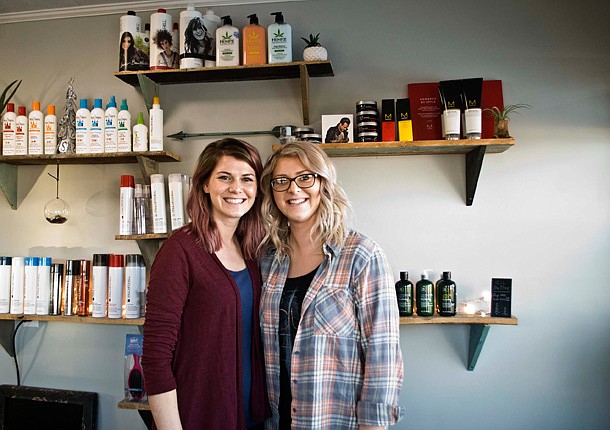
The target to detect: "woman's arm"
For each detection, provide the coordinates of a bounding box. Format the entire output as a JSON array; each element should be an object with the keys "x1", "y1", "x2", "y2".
[{"x1": 149, "y1": 390, "x2": 183, "y2": 430}]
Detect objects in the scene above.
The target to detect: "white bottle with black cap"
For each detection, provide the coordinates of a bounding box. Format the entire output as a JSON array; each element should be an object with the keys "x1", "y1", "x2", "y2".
[
  {"x1": 9, "y1": 257, "x2": 25, "y2": 315},
  {"x1": 0, "y1": 257, "x2": 12, "y2": 313},
  {"x1": 216, "y1": 15, "x2": 239, "y2": 66},
  {"x1": 91, "y1": 254, "x2": 110, "y2": 318},
  {"x1": 268, "y1": 12, "x2": 292, "y2": 63}
]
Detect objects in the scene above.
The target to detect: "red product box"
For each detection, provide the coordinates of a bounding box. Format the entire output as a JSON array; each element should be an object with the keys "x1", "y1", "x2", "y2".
[
  {"x1": 407, "y1": 82, "x2": 442, "y2": 140},
  {"x1": 481, "y1": 80, "x2": 504, "y2": 138}
]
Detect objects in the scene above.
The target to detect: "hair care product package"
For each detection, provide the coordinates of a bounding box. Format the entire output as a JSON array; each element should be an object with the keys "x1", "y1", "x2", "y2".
[{"x1": 124, "y1": 334, "x2": 146, "y2": 401}]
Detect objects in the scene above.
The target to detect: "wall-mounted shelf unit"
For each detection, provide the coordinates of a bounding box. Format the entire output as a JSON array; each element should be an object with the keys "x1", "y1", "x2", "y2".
[
  {"x1": 0, "y1": 151, "x2": 181, "y2": 210},
  {"x1": 114, "y1": 61, "x2": 334, "y2": 125},
  {"x1": 400, "y1": 313, "x2": 518, "y2": 370},
  {"x1": 272, "y1": 138, "x2": 515, "y2": 205},
  {"x1": 115, "y1": 233, "x2": 170, "y2": 267},
  {"x1": 0, "y1": 314, "x2": 143, "y2": 357}
]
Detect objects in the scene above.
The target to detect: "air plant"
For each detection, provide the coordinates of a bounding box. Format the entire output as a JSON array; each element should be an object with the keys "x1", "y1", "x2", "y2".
[{"x1": 484, "y1": 103, "x2": 532, "y2": 120}]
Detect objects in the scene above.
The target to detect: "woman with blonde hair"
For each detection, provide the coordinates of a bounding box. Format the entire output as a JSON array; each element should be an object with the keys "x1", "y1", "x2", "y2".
[{"x1": 259, "y1": 141, "x2": 404, "y2": 429}]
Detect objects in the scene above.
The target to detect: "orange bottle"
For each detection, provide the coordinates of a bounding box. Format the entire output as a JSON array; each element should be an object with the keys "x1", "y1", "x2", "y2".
[{"x1": 243, "y1": 14, "x2": 266, "y2": 65}]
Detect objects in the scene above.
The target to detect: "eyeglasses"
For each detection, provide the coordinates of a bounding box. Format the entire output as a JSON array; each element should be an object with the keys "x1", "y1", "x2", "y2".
[{"x1": 270, "y1": 173, "x2": 319, "y2": 192}]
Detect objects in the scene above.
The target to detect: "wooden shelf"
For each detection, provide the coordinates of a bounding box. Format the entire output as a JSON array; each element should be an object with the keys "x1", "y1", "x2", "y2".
[
  {"x1": 0, "y1": 150, "x2": 180, "y2": 165},
  {"x1": 400, "y1": 313, "x2": 518, "y2": 325},
  {"x1": 114, "y1": 61, "x2": 333, "y2": 86},
  {"x1": 117, "y1": 399, "x2": 150, "y2": 411},
  {"x1": 115, "y1": 61, "x2": 334, "y2": 125},
  {"x1": 0, "y1": 314, "x2": 143, "y2": 358},
  {"x1": 399, "y1": 313, "x2": 518, "y2": 371},
  {"x1": 0, "y1": 151, "x2": 181, "y2": 210},
  {"x1": 115, "y1": 233, "x2": 170, "y2": 240},
  {"x1": 116, "y1": 233, "x2": 170, "y2": 266},
  {"x1": 273, "y1": 138, "x2": 515, "y2": 205}
]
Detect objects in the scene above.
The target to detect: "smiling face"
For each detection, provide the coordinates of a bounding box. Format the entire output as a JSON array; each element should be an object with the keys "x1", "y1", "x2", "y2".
[
  {"x1": 204, "y1": 155, "x2": 257, "y2": 226},
  {"x1": 272, "y1": 156, "x2": 321, "y2": 229}
]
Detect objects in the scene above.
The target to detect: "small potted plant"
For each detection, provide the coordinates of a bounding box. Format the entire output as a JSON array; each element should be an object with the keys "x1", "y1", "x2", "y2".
[
  {"x1": 484, "y1": 103, "x2": 531, "y2": 138},
  {"x1": 301, "y1": 33, "x2": 328, "y2": 61},
  {"x1": 0, "y1": 79, "x2": 21, "y2": 113}
]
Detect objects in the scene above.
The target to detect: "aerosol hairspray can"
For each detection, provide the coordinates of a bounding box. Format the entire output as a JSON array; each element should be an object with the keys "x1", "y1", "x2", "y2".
[
  {"x1": 124, "y1": 255, "x2": 141, "y2": 319},
  {"x1": 108, "y1": 254, "x2": 125, "y2": 318},
  {"x1": 63, "y1": 260, "x2": 81, "y2": 316},
  {"x1": 91, "y1": 254, "x2": 110, "y2": 318},
  {"x1": 78, "y1": 259, "x2": 91, "y2": 316},
  {"x1": 50, "y1": 263, "x2": 64, "y2": 315}
]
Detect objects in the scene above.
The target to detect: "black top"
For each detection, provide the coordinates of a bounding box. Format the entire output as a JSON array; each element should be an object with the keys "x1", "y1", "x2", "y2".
[{"x1": 278, "y1": 266, "x2": 318, "y2": 429}]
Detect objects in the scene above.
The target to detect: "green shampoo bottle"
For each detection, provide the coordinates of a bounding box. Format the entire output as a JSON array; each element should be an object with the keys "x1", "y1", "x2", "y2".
[
  {"x1": 437, "y1": 271, "x2": 457, "y2": 316},
  {"x1": 395, "y1": 271, "x2": 413, "y2": 316},
  {"x1": 416, "y1": 272, "x2": 435, "y2": 317}
]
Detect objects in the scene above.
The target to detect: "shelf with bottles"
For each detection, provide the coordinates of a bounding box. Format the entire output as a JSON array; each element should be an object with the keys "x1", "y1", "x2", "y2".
[
  {"x1": 114, "y1": 61, "x2": 334, "y2": 125},
  {"x1": 0, "y1": 151, "x2": 181, "y2": 210},
  {"x1": 271, "y1": 138, "x2": 515, "y2": 205},
  {"x1": 399, "y1": 313, "x2": 518, "y2": 371},
  {"x1": 0, "y1": 314, "x2": 144, "y2": 358},
  {"x1": 117, "y1": 399, "x2": 150, "y2": 411}
]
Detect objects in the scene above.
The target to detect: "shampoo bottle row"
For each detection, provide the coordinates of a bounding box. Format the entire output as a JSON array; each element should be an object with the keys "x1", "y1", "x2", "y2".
[
  {"x1": 396, "y1": 271, "x2": 457, "y2": 317},
  {"x1": 1, "y1": 102, "x2": 57, "y2": 156},
  {"x1": 0, "y1": 255, "x2": 146, "y2": 318}
]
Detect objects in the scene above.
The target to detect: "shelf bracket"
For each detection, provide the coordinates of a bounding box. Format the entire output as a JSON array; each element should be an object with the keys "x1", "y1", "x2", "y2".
[
  {"x1": 137, "y1": 74, "x2": 159, "y2": 112},
  {"x1": 299, "y1": 64, "x2": 311, "y2": 125},
  {"x1": 135, "y1": 156, "x2": 159, "y2": 184},
  {"x1": 0, "y1": 163, "x2": 18, "y2": 210},
  {"x1": 467, "y1": 324, "x2": 490, "y2": 371},
  {"x1": 0, "y1": 320, "x2": 16, "y2": 357},
  {"x1": 465, "y1": 145, "x2": 487, "y2": 206},
  {"x1": 136, "y1": 239, "x2": 162, "y2": 267}
]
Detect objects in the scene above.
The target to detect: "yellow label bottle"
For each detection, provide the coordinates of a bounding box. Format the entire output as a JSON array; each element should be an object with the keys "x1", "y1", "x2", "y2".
[{"x1": 243, "y1": 14, "x2": 266, "y2": 65}]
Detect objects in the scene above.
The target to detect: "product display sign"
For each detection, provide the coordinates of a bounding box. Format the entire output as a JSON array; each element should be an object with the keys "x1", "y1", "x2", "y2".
[{"x1": 491, "y1": 278, "x2": 512, "y2": 317}]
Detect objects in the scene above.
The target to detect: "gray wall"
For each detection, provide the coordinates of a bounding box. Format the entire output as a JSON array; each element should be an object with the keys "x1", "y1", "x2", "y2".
[{"x1": 1, "y1": 0, "x2": 609, "y2": 428}]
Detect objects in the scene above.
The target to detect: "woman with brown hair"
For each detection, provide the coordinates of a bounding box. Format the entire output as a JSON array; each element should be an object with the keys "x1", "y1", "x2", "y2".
[{"x1": 143, "y1": 138, "x2": 268, "y2": 429}]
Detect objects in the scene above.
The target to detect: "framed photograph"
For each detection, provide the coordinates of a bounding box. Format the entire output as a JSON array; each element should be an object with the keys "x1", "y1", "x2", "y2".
[{"x1": 322, "y1": 114, "x2": 353, "y2": 143}]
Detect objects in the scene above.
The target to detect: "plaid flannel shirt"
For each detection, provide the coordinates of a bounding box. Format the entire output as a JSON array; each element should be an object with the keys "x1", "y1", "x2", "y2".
[{"x1": 260, "y1": 230, "x2": 404, "y2": 429}]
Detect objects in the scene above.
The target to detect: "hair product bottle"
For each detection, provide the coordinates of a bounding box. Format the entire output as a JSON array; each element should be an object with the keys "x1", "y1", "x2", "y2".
[
  {"x1": 78, "y1": 259, "x2": 91, "y2": 316},
  {"x1": 36, "y1": 257, "x2": 52, "y2": 315},
  {"x1": 132, "y1": 112, "x2": 148, "y2": 151},
  {"x1": 120, "y1": 175, "x2": 135, "y2": 235},
  {"x1": 23, "y1": 257, "x2": 40, "y2": 315},
  {"x1": 104, "y1": 96, "x2": 119, "y2": 153},
  {"x1": 117, "y1": 99, "x2": 132, "y2": 152},
  {"x1": 268, "y1": 12, "x2": 292, "y2": 63},
  {"x1": 50, "y1": 263, "x2": 64, "y2": 315},
  {"x1": 2, "y1": 103, "x2": 17, "y2": 155},
  {"x1": 243, "y1": 14, "x2": 266, "y2": 65},
  {"x1": 168, "y1": 173, "x2": 186, "y2": 230},
  {"x1": 119, "y1": 10, "x2": 144, "y2": 71},
  {"x1": 216, "y1": 15, "x2": 239, "y2": 66},
  {"x1": 63, "y1": 260, "x2": 81, "y2": 316},
  {"x1": 89, "y1": 98, "x2": 105, "y2": 153},
  {"x1": 395, "y1": 271, "x2": 413, "y2": 317},
  {"x1": 124, "y1": 254, "x2": 141, "y2": 319},
  {"x1": 202, "y1": 9, "x2": 221, "y2": 67},
  {"x1": 149, "y1": 96, "x2": 163, "y2": 151},
  {"x1": 91, "y1": 254, "x2": 110, "y2": 318},
  {"x1": 44, "y1": 105, "x2": 57, "y2": 154},
  {"x1": 28, "y1": 101, "x2": 44, "y2": 155},
  {"x1": 0, "y1": 257, "x2": 11, "y2": 313},
  {"x1": 15, "y1": 106, "x2": 28, "y2": 155},
  {"x1": 179, "y1": 5, "x2": 204, "y2": 69},
  {"x1": 150, "y1": 174, "x2": 168, "y2": 234},
  {"x1": 150, "y1": 8, "x2": 174, "y2": 70},
  {"x1": 75, "y1": 99, "x2": 91, "y2": 153},
  {"x1": 437, "y1": 271, "x2": 457, "y2": 316},
  {"x1": 9, "y1": 257, "x2": 25, "y2": 315},
  {"x1": 108, "y1": 254, "x2": 125, "y2": 318},
  {"x1": 416, "y1": 272, "x2": 434, "y2": 317}
]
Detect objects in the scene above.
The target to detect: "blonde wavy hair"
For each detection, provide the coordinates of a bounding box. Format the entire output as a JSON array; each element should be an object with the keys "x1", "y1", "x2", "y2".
[{"x1": 260, "y1": 141, "x2": 352, "y2": 258}]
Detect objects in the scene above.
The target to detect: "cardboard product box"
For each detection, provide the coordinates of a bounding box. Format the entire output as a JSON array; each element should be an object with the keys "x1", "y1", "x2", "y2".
[
  {"x1": 381, "y1": 99, "x2": 396, "y2": 141},
  {"x1": 124, "y1": 334, "x2": 146, "y2": 401},
  {"x1": 407, "y1": 82, "x2": 442, "y2": 140},
  {"x1": 396, "y1": 98, "x2": 413, "y2": 142}
]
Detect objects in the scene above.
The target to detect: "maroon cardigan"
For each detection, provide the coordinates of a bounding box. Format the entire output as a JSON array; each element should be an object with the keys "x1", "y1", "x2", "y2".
[{"x1": 142, "y1": 229, "x2": 269, "y2": 429}]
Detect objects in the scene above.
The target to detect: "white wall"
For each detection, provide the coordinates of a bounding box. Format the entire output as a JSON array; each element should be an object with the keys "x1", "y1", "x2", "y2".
[{"x1": 1, "y1": 0, "x2": 609, "y2": 429}]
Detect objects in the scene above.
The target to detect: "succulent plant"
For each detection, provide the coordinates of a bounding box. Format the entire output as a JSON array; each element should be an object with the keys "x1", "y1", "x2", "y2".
[
  {"x1": 301, "y1": 33, "x2": 321, "y2": 47},
  {"x1": 0, "y1": 79, "x2": 21, "y2": 113}
]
